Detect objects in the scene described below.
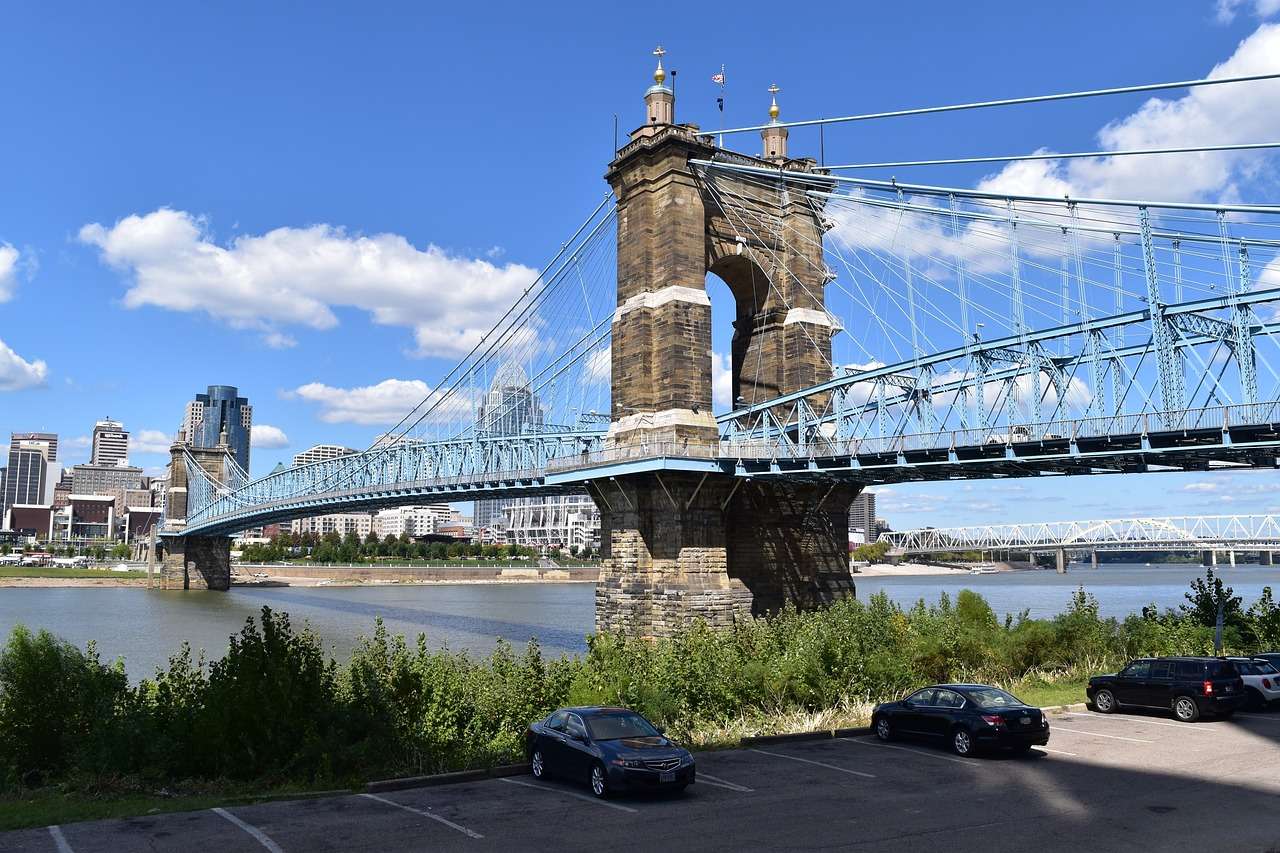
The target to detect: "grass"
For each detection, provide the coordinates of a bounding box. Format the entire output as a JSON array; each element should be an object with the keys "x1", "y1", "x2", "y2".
[
  {"x1": 0, "y1": 568, "x2": 148, "y2": 580},
  {"x1": 1004, "y1": 673, "x2": 1091, "y2": 709},
  {"x1": 0, "y1": 783, "x2": 353, "y2": 832}
]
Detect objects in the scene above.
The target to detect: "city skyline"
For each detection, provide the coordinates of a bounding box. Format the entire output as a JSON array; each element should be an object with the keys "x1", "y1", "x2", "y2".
[{"x1": 3, "y1": 3, "x2": 1280, "y2": 528}]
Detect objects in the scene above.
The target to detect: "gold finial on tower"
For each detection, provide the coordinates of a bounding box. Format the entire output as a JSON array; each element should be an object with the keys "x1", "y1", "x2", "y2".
[
  {"x1": 653, "y1": 45, "x2": 667, "y2": 85},
  {"x1": 768, "y1": 83, "x2": 781, "y2": 121}
]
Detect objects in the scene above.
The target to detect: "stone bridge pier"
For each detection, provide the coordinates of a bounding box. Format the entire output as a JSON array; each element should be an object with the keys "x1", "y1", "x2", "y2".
[
  {"x1": 157, "y1": 434, "x2": 233, "y2": 590},
  {"x1": 592, "y1": 55, "x2": 853, "y2": 636}
]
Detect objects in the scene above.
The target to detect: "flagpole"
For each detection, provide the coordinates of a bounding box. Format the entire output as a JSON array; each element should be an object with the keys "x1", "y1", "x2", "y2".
[{"x1": 717, "y1": 64, "x2": 725, "y2": 148}]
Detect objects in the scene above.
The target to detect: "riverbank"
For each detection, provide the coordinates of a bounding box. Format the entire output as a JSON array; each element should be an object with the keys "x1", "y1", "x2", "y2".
[{"x1": 235, "y1": 563, "x2": 599, "y2": 586}]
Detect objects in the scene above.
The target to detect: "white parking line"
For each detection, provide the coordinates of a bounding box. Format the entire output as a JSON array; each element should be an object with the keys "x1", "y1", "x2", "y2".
[
  {"x1": 47, "y1": 826, "x2": 73, "y2": 853},
  {"x1": 841, "y1": 737, "x2": 981, "y2": 767},
  {"x1": 1065, "y1": 713, "x2": 1218, "y2": 732},
  {"x1": 499, "y1": 777, "x2": 638, "y2": 813},
  {"x1": 1033, "y1": 746, "x2": 1079, "y2": 756},
  {"x1": 212, "y1": 808, "x2": 285, "y2": 853},
  {"x1": 697, "y1": 772, "x2": 754, "y2": 792},
  {"x1": 360, "y1": 793, "x2": 483, "y2": 839},
  {"x1": 1051, "y1": 726, "x2": 1154, "y2": 744},
  {"x1": 749, "y1": 748, "x2": 876, "y2": 779}
]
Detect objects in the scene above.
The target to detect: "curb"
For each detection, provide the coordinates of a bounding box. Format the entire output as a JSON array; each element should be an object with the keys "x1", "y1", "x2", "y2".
[
  {"x1": 365, "y1": 763, "x2": 530, "y2": 794},
  {"x1": 740, "y1": 726, "x2": 871, "y2": 747},
  {"x1": 1041, "y1": 702, "x2": 1089, "y2": 714}
]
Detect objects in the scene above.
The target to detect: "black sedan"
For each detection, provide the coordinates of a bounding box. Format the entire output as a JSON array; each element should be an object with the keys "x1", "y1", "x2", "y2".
[
  {"x1": 871, "y1": 684, "x2": 1050, "y2": 756},
  {"x1": 525, "y1": 707, "x2": 695, "y2": 798}
]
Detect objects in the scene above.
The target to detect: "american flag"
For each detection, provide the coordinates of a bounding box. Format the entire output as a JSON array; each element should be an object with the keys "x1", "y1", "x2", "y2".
[{"x1": 711, "y1": 71, "x2": 725, "y2": 86}]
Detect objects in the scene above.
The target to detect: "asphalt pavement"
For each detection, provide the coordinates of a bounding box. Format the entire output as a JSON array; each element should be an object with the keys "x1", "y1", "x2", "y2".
[{"x1": 4, "y1": 707, "x2": 1280, "y2": 852}]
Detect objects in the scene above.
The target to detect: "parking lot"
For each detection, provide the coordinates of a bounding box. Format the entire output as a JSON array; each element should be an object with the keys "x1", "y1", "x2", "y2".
[{"x1": 4, "y1": 708, "x2": 1280, "y2": 852}]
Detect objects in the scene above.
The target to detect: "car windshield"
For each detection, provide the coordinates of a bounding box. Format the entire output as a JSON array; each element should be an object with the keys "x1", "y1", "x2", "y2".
[
  {"x1": 1256, "y1": 661, "x2": 1280, "y2": 675},
  {"x1": 585, "y1": 712, "x2": 661, "y2": 740},
  {"x1": 965, "y1": 688, "x2": 1024, "y2": 708}
]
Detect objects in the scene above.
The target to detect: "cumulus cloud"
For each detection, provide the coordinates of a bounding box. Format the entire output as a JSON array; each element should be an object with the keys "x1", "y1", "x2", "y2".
[
  {"x1": 0, "y1": 338, "x2": 47, "y2": 391},
  {"x1": 132, "y1": 429, "x2": 174, "y2": 455},
  {"x1": 288, "y1": 378, "x2": 440, "y2": 425},
  {"x1": 250, "y1": 424, "x2": 290, "y2": 448},
  {"x1": 78, "y1": 209, "x2": 538, "y2": 356},
  {"x1": 712, "y1": 351, "x2": 733, "y2": 410},
  {"x1": 977, "y1": 24, "x2": 1280, "y2": 202},
  {"x1": 0, "y1": 245, "x2": 18, "y2": 302},
  {"x1": 1216, "y1": 0, "x2": 1280, "y2": 23}
]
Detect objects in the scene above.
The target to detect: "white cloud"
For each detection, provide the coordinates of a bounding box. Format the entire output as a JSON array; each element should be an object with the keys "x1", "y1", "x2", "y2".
[
  {"x1": 712, "y1": 351, "x2": 733, "y2": 411},
  {"x1": 977, "y1": 23, "x2": 1280, "y2": 202},
  {"x1": 1181, "y1": 481, "x2": 1220, "y2": 492},
  {"x1": 250, "y1": 424, "x2": 290, "y2": 448},
  {"x1": 0, "y1": 338, "x2": 47, "y2": 391},
  {"x1": 288, "y1": 378, "x2": 439, "y2": 425},
  {"x1": 0, "y1": 245, "x2": 18, "y2": 302},
  {"x1": 78, "y1": 209, "x2": 538, "y2": 357},
  {"x1": 1216, "y1": 0, "x2": 1280, "y2": 24},
  {"x1": 132, "y1": 429, "x2": 174, "y2": 455}
]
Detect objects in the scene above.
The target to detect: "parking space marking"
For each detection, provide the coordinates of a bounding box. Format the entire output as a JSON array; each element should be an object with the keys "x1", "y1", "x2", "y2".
[
  {"x1": 499, "y1": 777, "x2": 638, "y2": 813},
  {"x1": 212, "y1": 807, "x2": 285, "y2": 853},
  {"x1": 1051, "y1": 726, "x2": 1153, "y2": 743},
  {"x1": 360, "y1": 793, "x2": 483, "y2": 840},
  {"x1": 749, "y1": 748, "x2": 876, "y2": 779},
  {"x1": 1064, "y1": 713, "x2": 1219, "y2": 732},
  {"x1": 696, "y1": 772, "x2": 754, "y2": 792},
  {"x1": 47, "y1": 826, "x2": 73, "y2": 853},
  {"x1": 841, "y1": 737, "x2": 980, "y2": 767},
  {"x1": 1032, "y1": 746, "x2": 1078, "y2": 756}
]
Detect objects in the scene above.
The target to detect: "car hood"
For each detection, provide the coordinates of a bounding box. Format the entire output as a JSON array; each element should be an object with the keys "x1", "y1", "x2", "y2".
[{"x1": 597, "y1": 736, "x2": 687, "y2": 759}]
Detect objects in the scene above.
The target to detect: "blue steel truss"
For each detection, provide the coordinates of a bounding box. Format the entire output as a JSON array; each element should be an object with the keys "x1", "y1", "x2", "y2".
[{"x1": 172, "y1": 157, "x2": 1280, "y2": 539}]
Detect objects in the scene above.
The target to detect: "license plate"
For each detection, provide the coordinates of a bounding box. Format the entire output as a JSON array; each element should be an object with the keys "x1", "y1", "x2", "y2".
[
  {"x1": 660, "y1": 771, "x2": 675, "y2": 783},
  {"x1": 1020, "y1": 717, "x2": 1031, "y2": 725},
  {"x1": 1224, "y1": 685, "x2": 1234, "y2": 693}
]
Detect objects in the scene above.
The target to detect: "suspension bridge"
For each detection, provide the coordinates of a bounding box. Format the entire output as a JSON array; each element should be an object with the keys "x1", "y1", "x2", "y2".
[{"x1": 159, "y1": 50, "x2": 1280, "y2": 636}]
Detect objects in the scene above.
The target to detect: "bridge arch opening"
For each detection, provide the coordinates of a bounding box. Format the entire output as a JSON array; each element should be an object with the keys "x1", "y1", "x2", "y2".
[{"x1": 706, "y1": 253, "x2": 777, "y2": 412}]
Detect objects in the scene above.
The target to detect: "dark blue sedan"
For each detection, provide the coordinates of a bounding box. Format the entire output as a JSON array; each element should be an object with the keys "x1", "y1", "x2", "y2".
[
  {"x1": 525, "y1": 707, "x2": 695, "y2": 798},
  {"x1": 872, "y1": 684, "x2": 1050, "y2": 756}
]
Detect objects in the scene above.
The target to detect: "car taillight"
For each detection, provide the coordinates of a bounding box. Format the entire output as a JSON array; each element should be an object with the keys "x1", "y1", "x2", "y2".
[
  {"x1": 1264, "y1": 678, "x2": 1273, "y2": 689},
  {"x1": 981, "y1": 714, "x2": 1005, "y2": 727},
  {"x1": 1203, "y1": 680, "x2": 1213, "y2": 695}
]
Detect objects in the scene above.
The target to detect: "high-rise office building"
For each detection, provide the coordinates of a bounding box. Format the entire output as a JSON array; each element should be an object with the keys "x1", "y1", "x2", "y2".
[
  {"x1": 292, "y1": 444, "x2": 358, "y2": 467},
  {"x1": 474, "y1": 364, "x2": 543, "y2": 532},
  {"x1": 183, "y1": 385, "x2": 252, "y2": 472},
  {"x1": 2, "y1": 433, "x2": 57, "y2": 524},
  {"x1": 90, "y1": 418, "x2": 129, "y2": 466},
  {"x1": 71, "y1": 463, "x2": 144, "y2": 517},
  {"x1": 849, "y1": 491, "x2": 878, "y2": 544}
]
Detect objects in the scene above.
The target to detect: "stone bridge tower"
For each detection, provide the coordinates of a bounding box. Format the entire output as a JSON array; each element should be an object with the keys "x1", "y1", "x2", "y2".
[
  {"x1": 158, "y1": 431, "x2": 233, "y2": 590},
  {"x1": 592, "y1": 51, "x2": 859, "y2": 637}
]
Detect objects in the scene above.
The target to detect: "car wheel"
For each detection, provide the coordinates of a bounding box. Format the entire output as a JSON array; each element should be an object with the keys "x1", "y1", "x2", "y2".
[
  {"x1": 530, "y1": 749, "x2": 545, "y2": 779},
  {"x1": 589, "y1": 762, "x2": 609, "y2": 799},
  {"x1": 1173, "y1": 695, "x2": 1201, "y2": 723},
  {"x1": 951, "y1": 727, "x2": 974, "y2": 756},
  {"x1": 875, "y1": 716, "x2": 894, "y2": 742},
  {"x1": 1093, "y1": 689, "x2": 1116, "y2": 714}
]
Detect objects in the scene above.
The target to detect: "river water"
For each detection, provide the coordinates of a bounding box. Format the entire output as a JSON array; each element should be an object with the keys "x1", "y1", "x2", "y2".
[{"x1": 1, "y1": 563, "x2": 1276, "y2": 680}]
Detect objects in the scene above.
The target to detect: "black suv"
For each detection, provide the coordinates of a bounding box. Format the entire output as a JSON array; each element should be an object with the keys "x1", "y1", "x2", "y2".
[{"x1": 1087, "y1": 657, "x2": 1245, "y2": 722}]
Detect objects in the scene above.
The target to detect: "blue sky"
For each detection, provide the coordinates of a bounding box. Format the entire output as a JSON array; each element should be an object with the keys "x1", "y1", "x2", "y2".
[{"x1": 2, "y1": 0, "x2": 1280, "y2": 529}]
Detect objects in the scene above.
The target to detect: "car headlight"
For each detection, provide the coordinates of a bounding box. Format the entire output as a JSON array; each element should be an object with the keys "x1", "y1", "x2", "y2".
[{"x1": 611, "y1": 758, "x2": 645, "y2": 768}]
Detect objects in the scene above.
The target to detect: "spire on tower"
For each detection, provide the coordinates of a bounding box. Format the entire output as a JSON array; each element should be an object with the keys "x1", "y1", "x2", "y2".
[
  {"x1": 761, "y1": 82, "x2": 788, "y2": 162},
  {"x1": 653, "y1": 45, "x2": 667, "y2": 86},
  {"x1": 642, "y1": 44, "x2": 675, "y2": 128}
]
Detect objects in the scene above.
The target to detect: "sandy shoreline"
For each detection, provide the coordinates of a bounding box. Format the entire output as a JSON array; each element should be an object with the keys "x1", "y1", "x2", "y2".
[
  {"x1": 855, "y1": 562, "x2": 975, "y2": 577},
  {"x1": 0, "y1": 576, "x2": 149, "y2": 587}
]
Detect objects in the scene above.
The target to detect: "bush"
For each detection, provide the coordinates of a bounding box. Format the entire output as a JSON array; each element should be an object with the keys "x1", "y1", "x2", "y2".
[{"x1": 4, "y1": 580, "x2": 1279, "y2": 793}]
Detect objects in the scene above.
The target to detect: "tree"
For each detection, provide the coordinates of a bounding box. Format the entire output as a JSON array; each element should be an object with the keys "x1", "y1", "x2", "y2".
[
  {"x1": 852, "y1": 540, "x2": 891, "y2": 564},
  {"x1": 1181, "y1": 568, "x2": 1245, "y2": 629}
]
